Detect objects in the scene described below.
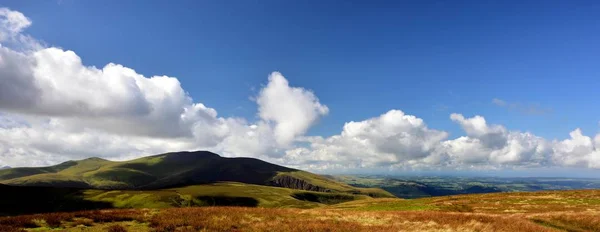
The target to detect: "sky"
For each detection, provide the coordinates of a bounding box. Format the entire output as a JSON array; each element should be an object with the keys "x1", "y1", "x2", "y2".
[{"x1": 0, "y1": 1, "x2": 599, "y2": 176}]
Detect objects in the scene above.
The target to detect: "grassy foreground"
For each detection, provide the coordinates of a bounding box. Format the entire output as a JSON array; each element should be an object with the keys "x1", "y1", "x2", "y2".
[{"x1": 1, "y1": 190, "x2": 599, "y2": 231}]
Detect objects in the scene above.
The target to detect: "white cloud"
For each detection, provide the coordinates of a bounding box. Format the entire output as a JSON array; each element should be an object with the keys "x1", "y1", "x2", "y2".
[
  {"x1": 1, "y1": 46, "x2": 226, "y2": 138},
  {"x1": 0, "y1": 8, "x2": 323, "y2": 166},
  {"x1": 492, "y1": 98, "x2": 506, "y2": 106},
  {"x1": 0, "y1": 8, "x2": 599, "y2": 173},
  {"x1": 492, "y1": 98, "x2": 552, "y2": 116},
  {"x1": 0, "y1": 8, "x2": 30, "y2": 34},
  {"x1": 281, "y1": 110, "x2": 449, "y2": 169},
  {"x1": 256, "y1": 72, "x2": 328, "y2": 146},
  {"x1": 442, "y1": 118, "x2": 550, "y2": 168},
  {"x1": 283, "y1": 112, "x2": 596, "y2": 171},
  {"x1": 552, "y1": 129, "x2": 600, "y2": 168},
  {"x1": 450, "y1": 113, "x2": 508, "y2": 149},
  {"x1": 0, "y1": 8, "x2": 40, "y2": 51}
]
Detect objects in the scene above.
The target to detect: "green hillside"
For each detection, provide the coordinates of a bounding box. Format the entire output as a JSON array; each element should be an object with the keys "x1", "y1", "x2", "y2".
[
  {"x1": 0, "y1": 182, "x2": 370, "y2": 216},
  {"x1": 0, "y1": 151, "x2": 393, "y2": 198}
]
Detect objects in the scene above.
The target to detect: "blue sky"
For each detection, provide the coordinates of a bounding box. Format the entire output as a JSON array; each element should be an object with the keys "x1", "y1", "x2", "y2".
[
  {"x1": 0, "y1": 1, "x2": 599, "y2": 174},
  {"x1": 7, "y1": 0, "x2": 599, "y2": 139}
]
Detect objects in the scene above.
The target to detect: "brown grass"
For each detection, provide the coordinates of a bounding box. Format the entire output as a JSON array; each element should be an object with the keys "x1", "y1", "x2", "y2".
[
  {"x1": 530, "y1": 212, "x2": 600, "y2": 231},
  {"x1": 0, "y1": 209, "x2": 150, "y2": 231},
  {"x1": 146, "y1": 207, "x2": 554, "y2": 232},
  {"x1": 107, "y1": 224, "x2": 128, "y2": 232},
  {"x1": 2, "y1": 190, "x2": 599, "y2": 231},
  {"x1": 0, "y1": 207, "x2": 558, "y2": 232},
  {"x1": 429, "y1": 189, "x2": 600, "y2": 214}
]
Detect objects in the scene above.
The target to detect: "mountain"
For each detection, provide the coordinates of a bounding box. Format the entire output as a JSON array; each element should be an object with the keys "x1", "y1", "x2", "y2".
[
  {"x1": 0, "y1": 151, "x2": 393, "y2": 197},
  {"x1": 0, "y1": 166, "x2": 10, "y2": 170}
]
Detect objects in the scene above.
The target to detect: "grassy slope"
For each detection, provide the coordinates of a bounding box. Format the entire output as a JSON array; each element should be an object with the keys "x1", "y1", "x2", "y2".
[
  {"x1": 0, "y1": 182, "x2": 369, "y2": 216},
  {"x1": 329, "y1": 189, "x2": 600, "y2": 213},
  {"x1": 273, "y1": 171, "x2": 394, "y2": 197},
  {"x1": 0, "y1": 151, "x2": 392, "y2": 197},
  {"x1": 3, "y1": 189, "x2": 600, "y2": 231},
  {"x1": 83, "y1": 182, "x2": 371, "y2": 209}
]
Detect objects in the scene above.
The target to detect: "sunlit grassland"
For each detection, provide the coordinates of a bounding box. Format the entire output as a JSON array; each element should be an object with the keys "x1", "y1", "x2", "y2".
[
  {"x1": 329, "y1": 189, "x2": 600, "y2": 213},
  {"x1": 3, "y1": 207, "x2": 598, "y2": 232},
  {"x1": 83, "y1": 182, "x2": 368, "y2": 209},
  {"x1": 1, "y1": 189, "x2": 599, "y2": 231}
]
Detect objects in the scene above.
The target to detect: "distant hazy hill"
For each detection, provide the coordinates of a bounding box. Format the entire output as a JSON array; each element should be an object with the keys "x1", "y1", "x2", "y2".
[
  {"x1": 0, "y1": 151, "x2": 392, "y2": 197},
  {"x1": 0, "y1": 166, "x2": 10, "y2": 170}
]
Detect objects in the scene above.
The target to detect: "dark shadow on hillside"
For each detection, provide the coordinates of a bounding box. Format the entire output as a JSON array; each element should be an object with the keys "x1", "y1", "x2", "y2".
[
  {"x1": 133, "y1": 151, "x2": 297, "y2": 189},
  {"x1": 0, "y1": 184, "x2": 113, "y2": 216},
  {"x1": 195, "y1": 196, "x2": 259, "y2": 207},
  {"x1": 0, "y1": 161, "x2": 78, "y2": 181},
  {"x1": 291, "y1": 192, "x2": 356, "y2": 205}
]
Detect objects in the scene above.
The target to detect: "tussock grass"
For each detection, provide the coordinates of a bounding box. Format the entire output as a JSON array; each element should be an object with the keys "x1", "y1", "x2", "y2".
[
  {"x1": 330, "y1": 189, "x2": 600, "y2": 214},
  {"x1": 0, "y1": 209, "x2": 150, "y2": 231},
  {"x1": 0, "y1": 207, "x2": 556, "y2": 232},
  {"x1": 1, "y1": 189, "x2": 599, "y2": 231}
]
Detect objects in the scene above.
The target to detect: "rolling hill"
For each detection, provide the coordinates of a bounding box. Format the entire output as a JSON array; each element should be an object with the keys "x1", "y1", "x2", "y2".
[{"x1": 0, "y1": 151, "x2": 392, "y2": 198}]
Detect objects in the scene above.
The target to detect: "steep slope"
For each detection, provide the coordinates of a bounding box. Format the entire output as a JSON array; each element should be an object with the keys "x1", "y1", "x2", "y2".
[
  {"x1": 0, "y1": 151, "x2": 393, "y2": 197},
  {"x1": 0, "y1": 160, "x2": 79, "y2": 181}
]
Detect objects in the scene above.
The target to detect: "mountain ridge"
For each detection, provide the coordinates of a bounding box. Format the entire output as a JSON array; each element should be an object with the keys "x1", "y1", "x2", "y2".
[{"x1": 0, "y1": 151, "x2": 393, "y2": 198}]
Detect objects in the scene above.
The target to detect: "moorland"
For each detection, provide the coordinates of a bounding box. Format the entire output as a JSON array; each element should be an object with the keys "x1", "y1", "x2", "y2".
[{"x1": 1, "y1": 151, "x2": 599, "y2": 232}]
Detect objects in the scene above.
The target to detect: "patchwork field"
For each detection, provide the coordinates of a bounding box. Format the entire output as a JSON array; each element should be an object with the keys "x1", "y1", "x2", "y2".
[
  {"x1": 332, "y1": 175, "x2": 600, "y2": 199},
  {"x1": 1, "y1": 189, "x2": 599, "y2": 231}
]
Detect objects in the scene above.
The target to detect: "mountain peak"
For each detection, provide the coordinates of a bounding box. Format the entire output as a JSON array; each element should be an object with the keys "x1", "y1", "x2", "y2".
[
  {"x1": 156, "y1": 150, "x2": 222, "y2": 160},
  {"x1": 80, "y1": 157, "x2": 109, "y2": 162},
  {"x1": 0, "y1": 150, "x2": 393, "y2": 198}
]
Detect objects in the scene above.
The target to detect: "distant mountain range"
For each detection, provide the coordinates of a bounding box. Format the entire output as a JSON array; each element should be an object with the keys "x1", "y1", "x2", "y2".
[
  {"x1": 0, "y1": 151, "x2": 392, "y2": 198},
  {"x1": 0, "y1": 166, "x2": 10, "y2": 170}
]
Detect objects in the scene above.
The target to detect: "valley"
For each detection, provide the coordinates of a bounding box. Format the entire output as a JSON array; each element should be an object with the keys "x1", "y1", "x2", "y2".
[{"x1": 332, "y1": 175, "x2": 600, "y2": 199}]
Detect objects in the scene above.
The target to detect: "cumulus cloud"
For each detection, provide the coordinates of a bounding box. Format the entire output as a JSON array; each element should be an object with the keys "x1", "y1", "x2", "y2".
[
  {"x1": 450, "y1": 113, "x2": 508, "y2": 149},
  {"x1": 552, "y1": 129, "x2": 600, "y2": 168},
  {"x1": 0, "y1": 46, "x2": 226, "y2": 138},
  {"x1": 282, "y1": 110, "x2": 449, "y2": 169},
  {"x1": 256, "y1": 72, "x2": 328, "y2": 146},
  {"x1": 444, "y1": 114, "x2": 550, "y2": 167},
  {"x1": 0, "y1": 8, "x2": 326, "y2": 166},
  {"x1": 0, "y1": 8, "x2": 599, "y2": 173},
  {"x1": 282, "y1": 112, "x2": 598, "y2": 171}
]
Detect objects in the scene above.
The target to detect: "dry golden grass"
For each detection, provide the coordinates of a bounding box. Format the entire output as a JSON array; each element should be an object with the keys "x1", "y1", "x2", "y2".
[
  {"x1": 0, "y1": 209, "x2": 152, "y2": 231},
  {"x1": 0, "y1": 207, "x2": 560, "y2": 232},
  {"x1": 529, "y1": 212, "x2": 600, "y2": 231},
  {"x1": 153, "y1": 207, "x2": 559, "y2": 232},
  {"x1": 330, "y1": 189, "x2": 600, "y2": 214},
  {"x1": 428, "y1": 189, "x2": 600, "y2": 214},
  {"x1": 1, "y1": 190, "x2": 599, "y2": 231}
]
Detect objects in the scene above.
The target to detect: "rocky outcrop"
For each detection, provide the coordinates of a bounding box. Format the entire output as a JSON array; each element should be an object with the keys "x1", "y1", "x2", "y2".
[{"x1": 268, "y1": 175, "x2": 331, "y2": 192}]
